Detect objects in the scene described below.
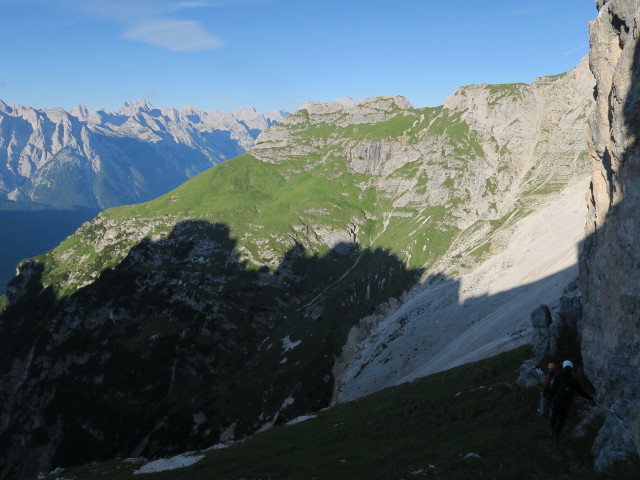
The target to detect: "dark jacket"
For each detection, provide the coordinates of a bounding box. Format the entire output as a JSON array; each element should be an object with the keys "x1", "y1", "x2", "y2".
[
  {"x1": 548, "y1": 370, "x2": 591, "y2": 408},
  {"x1": 542, "y1": 370, "x2": 559, "y2": 398}
]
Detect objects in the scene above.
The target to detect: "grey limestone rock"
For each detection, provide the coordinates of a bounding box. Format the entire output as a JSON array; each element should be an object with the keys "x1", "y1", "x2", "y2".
[
  {"x1": 580, "y1": 0, "x2": 640, "y2": 469},
  {"x1": 591, "y1": 399, "x2": 640, "y2": 469},
  {"x1": 528, "y1": 280, "x2": 583, "y2": 366},
  {"x1": 516, "y1": 358, "x2": 543, "y2": 389},
  {"x1": 0, "y1": 99, "x2": 285, "y2": 209},
  {"x1": 530, "y1": 305, "x2": 553, "y2": 362}
]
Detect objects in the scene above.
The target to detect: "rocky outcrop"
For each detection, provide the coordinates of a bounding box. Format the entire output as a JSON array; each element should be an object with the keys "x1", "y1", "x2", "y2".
[
  {"x1": 529, "y1": 282, "x2": 582, "y2": 365},
  {"x1": 333, "y1": 177, "x2": 591, "y2": 402},
  {"x1": 0, "y1": 100, "x2": 286, "y2": 209},
  {"x1": 580, "y1": 0, "x2": 640, "y2": 468},
  {"x1": 329, "y1": 60, "x2": 595, "y2": 402},
  {"x1": 0, "y1": 223, "x2": 420, "y2": 480}
]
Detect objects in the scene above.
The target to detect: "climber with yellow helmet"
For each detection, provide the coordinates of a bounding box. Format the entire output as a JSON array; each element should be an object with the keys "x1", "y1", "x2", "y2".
[
  {"x1": 538, "y1": 362, "x2": 559, "y2": 417},
  {"x1": 548, "y1": 360, "x2": 594, "y2": 441}
]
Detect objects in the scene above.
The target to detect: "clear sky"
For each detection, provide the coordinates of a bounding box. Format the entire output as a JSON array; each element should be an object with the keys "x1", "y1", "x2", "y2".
[{"x1": 0, "y1": 0, "x2": 597, "y2": 114}]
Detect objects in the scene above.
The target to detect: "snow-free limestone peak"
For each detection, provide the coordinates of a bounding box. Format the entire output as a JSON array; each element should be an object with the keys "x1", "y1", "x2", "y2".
[{"x1": 0, "y1": 99, "x2": 288, "y2": 209}]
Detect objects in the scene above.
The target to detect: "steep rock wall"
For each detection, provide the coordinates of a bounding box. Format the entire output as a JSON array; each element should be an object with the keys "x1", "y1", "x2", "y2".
[
  {"x1": 581, "y1": 0, "x2": 640, "y2": 468},
  {"x1": 332, "y1": 60, "x2": 595, "y2": 403}
]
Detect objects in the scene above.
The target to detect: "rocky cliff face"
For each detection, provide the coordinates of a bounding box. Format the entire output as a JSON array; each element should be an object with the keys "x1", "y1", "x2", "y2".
[
  {"x1": 580, "y1": 0, "x2": 640, "y2": 468},
  {"x1": 0, "y1": 61, "x2": 594, "y2": 479},
  {"x1": 0, "y1": 223, "x2": 418, "y2": 480},
  {"x1": 327, "y1": 59, "x2": 595, "y2": 402},
  {"x1": 0, "y1": 99, "x2": 286, "y2": 209}
]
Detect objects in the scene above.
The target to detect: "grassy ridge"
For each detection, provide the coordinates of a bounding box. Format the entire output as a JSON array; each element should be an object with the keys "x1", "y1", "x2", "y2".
[
  {"x1": 29, "y1": 89, "x2": 569, "y2": 298},
  {"x1": 43, "y1": 347, "x2": 634, "y2": 480},
  {"x1": 35, "y1": 147, "x2": 460, "y2": 296}
]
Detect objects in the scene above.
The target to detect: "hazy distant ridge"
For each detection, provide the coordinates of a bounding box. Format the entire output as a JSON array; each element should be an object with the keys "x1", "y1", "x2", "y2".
[{"x1": 0, "y1": 99, "x2": 287, "y2": 209}]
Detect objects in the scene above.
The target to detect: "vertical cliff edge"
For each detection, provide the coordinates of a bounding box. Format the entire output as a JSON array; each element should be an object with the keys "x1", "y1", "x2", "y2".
[{"x1": 581, "y1": 0, "x2": 640, "y2": 468}]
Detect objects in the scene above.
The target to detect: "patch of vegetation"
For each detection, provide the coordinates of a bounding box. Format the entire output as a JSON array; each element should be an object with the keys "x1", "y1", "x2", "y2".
[
  {"x1": 486, "y1": 83, "x2": 527, "y2": 105},
  {"x1": 424, "y1": 108, "x2": 461, "y2": 135},
  {"x1": 578, "y1": 150, "x2": 590, "y2": 164},
  {"x1": 341, "y1": 114, "x2": 418, "y2": 140},
  {"x1": 540, "y1": 71, "x2": 569, "y2": 83},
  {"x1": 486, "y1": 83, "x2": 527, "y2": 95},
  {"x1": 441, "y1": 176, "x2": 454, "y2": 188},
  {"x1": 291, "y1": 106, "x2": 447, "y2": 144},
  {"x1": 469, "y1": 241, "x2": 492, "y2": 259},
  {"x1": 523, "y1": 176, "x2": 568, "y2": 197},
  {"x1": 371, "y1": 206, "x2": 460, "y2": 270},
  {"x1": 439, "y1": 123, "x2": 485, "y2": 159},
  {"x1": 483, "y1": 177, "x2": 498, "y2": 196},
  {"x1": 44, "y1": 347, "x2": 637, "y2": 480},
  {"x1": 296, "y1": 123, "x2": 338, "y2": 139},
  {"x1": 497, "y1": 163, "x2": 510, "y2": 174},
  {"x1": 488, "y1": 207, "x2": 525, "y2": 231},
  {"x1": 390, "y1": 159, "x2": 422, "y2": 178}
]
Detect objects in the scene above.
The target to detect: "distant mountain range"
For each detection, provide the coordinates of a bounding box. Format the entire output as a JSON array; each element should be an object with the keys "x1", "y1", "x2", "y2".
[
  {"x1": 0, "y1": 100, "x2": 287, "y2": 292},
  {"x1": 0, "y1": 99, "x2": 287, "y2": 209}
]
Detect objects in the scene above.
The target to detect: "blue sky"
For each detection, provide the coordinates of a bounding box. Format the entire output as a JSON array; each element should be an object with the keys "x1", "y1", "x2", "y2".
[{"x1": 0, "y1": 0, "x2": 597, "y2": 114}]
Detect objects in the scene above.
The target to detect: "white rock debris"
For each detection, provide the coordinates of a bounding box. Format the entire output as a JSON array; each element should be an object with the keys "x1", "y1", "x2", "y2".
[{"x1": 133, "y1": 453, "x2": 205, "y2": 474}]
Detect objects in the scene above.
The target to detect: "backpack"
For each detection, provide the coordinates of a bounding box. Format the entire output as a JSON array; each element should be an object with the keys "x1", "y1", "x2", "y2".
[{"x1": 551, "y1": 373, "x2": 575, "y2": 406}]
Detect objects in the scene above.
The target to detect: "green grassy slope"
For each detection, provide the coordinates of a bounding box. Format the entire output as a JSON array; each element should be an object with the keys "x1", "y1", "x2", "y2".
[
  {"x1": 32, "y1": 102, "x2": 513, "y2": 299},
  {"x1": 32, "y1": 77, "x2": 590, "y2": 302},
  {"x1": 42, "y1": 347, "x2": 635, "y2": 480},
  {"x1": 35, "y1": 147, "x2": 458, "y2": 298}
]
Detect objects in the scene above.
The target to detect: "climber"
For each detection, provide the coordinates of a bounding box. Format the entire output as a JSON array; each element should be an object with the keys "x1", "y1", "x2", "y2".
[
  {"x1": 538, "y1": 362, "x2": 559, "y2": 417},
  {"x1": 548, "y1": 360, "x2": 594, "y2": 441}
]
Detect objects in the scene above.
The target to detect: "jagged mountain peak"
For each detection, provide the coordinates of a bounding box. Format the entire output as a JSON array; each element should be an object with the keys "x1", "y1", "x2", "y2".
[
  {"x1": 265, "y1": 109, "x2": 288, "y2": 121},
  {"x1": 234, "y1": 105, "x2": 258, "y2": 116},
  {"x1": 179, "y1": 103, "x2": 207, "y2": 114},
  {"x1": 296, "y1": 95, "x2": 413, "y2": 117},
  {"x1": 115, "y1": 98, "x2": 156, "y2": 115},
  {"x1": 0, "y1": 98, "x2": 287, "y2": 209},
  {"x1": 335, "y1": 96, "x2": 357, "y2": 108},
  {"x1": 70, "y1": 104, "x2": 102, "y2": 123},
  {"x1": 233, "y1": 105, "x2": 263, "y2": 126},
  {"x1": 43, "y1": 106, "x2": 74, "y2": 123},
  {"x1": 0, "y1": 101, "x2": 76, "y2": 129}
]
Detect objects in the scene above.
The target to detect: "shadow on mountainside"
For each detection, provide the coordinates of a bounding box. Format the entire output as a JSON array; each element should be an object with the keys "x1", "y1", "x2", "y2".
[
  {"x1": 0, "y1": 202, "x2": 621, "y2": 479},
  {"x1": 8, "y1": 39, "x2": 640, "y2": 474},
  {"x1": 0, "y1": 216, "x2": 593, "y2": 480},
  {"x1": 333, "y1": 261, "x2": 583, "y2": 404},
  {"x1": 0, "y1": 220, "x2": 422, "y2": 480}
]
